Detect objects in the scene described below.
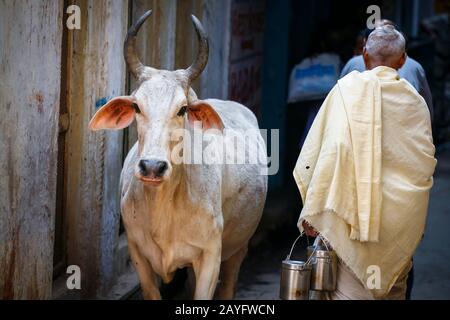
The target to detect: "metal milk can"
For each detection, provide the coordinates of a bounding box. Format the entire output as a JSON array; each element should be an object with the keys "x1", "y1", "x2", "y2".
[
  {"x1": 279, "y1": 234, "x2": 313, "y2": 300},
  {"x1": 307, "y1": 236, "x2": 337, "y2": 291}
]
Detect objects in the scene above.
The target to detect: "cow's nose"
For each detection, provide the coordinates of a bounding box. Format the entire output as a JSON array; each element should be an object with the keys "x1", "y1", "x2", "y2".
[{"x1": 138, "y1": 159, "x2": 168, "y2": 177}]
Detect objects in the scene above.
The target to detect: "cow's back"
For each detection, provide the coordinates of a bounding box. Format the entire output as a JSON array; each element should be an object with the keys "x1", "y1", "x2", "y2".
[{"x1": 203, "y1": 99, "x2": 260, "y2": 130}]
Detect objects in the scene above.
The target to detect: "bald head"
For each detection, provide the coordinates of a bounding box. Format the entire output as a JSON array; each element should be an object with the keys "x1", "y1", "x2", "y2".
[
  {"x1": 363, "y1": 25, "x2": 406, "y2": 70},
  {"x1": 374, "y1": 19, "x2": 395, "y2": 28}
]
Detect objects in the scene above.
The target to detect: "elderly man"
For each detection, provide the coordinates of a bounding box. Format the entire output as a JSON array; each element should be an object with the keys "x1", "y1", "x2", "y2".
[
  {"x1": 294, "y1": 25, "x2": 436, "y2": 300},
  {"x1": 341, "y1": 20, "x2": 434, "y2": 122}
]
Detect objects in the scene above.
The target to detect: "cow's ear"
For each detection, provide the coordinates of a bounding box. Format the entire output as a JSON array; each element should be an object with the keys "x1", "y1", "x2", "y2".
[
  {"x1": 89, "y1": 96, "x2": 138, "y2": 131},
  {"x1": 187, "y1": 101, "x2": 224, "y2": 132}
]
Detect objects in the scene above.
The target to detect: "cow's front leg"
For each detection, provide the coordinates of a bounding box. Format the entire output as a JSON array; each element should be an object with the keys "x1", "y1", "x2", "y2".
[
  {"x1": 192, "y1": 244, "x2": 221, "y2": 299},
  {"x1": 128, "y1": 241, "x2": 161, "y2": 300}
]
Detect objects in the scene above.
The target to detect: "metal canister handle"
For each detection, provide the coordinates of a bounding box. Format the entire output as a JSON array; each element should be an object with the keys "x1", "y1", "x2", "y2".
[
  {"x1": 286, "y1": 232, "x2": 303, "y2": 260},
  {"x1": 286, "y1": 232, "x2": 317, "y2": 266}
]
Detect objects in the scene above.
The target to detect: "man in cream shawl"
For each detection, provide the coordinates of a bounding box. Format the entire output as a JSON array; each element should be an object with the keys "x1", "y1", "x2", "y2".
[{"x1": 294, "y1": 25, "x2": 436, "y2": 299}]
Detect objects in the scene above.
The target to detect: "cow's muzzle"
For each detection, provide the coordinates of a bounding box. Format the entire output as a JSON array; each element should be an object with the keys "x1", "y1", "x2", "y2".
[{"x1": 136, "y1": 158, "x2": 170, "y2": 186}]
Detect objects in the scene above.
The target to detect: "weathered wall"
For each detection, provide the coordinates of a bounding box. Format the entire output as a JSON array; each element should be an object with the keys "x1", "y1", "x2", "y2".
[
  {"x1": 132, "y1": 0, "x2": 177, "y2": 71},
  {"x1": 0, "y1": 0, "x2": 237, "y2": 300},
  {"x1": 63, "y1": 0, "x2": 128, "y2": 298},
  {"x1": 175, "y1": 0, "x2": 203, "y2": 94},
  {"x1": 126, "y1": 0, "x2": 231, "y2": 149},
  {"x1": 228, "y1": 0, "x2": 265, "y2": 117},
  {"x1": 200, "y1": 0, "x2": 232, "y2": 100},
  {"x1": 0, "y1": 0, "x2": 63, "y2": 299},
  {"x1": 126, "y1": 0, "x2": 178, "y2": 152}
]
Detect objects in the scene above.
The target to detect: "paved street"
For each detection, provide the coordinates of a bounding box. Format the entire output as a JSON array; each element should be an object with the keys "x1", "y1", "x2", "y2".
[
  {"x1": 413, "y1": 148, "x2": 450, "y2": 299},
  {"x1": 236, "y1": 148, "x2": 450, "y2": 300}
]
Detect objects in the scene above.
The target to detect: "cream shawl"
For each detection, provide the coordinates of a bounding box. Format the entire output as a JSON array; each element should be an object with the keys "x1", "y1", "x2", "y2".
[{"x1": 294, "y1": 66, "x2": 436, "y2": 298}]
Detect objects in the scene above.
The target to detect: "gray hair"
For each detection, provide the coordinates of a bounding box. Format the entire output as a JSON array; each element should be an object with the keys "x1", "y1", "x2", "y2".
[{"x1": 364, "y1": 25, "x2": 406, "y2": 60}]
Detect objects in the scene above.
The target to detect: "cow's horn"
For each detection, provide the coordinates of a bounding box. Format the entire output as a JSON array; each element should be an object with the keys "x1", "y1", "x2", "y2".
[
  {"x1": 184, "y1": 15, "x2": 209, "y2": 84},
  {"x1": 124, "y1": 10, "x2": 152, "y2": 79}
]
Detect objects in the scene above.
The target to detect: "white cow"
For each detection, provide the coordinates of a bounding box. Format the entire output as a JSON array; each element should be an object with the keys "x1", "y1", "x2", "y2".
[{"x1": 89, "y1": 11, "x2": 267, "y2": 299}]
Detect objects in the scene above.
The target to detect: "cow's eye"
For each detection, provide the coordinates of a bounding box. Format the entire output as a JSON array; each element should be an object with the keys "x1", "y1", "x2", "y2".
[
  {"x1": 132, "y1": 102, "x2": 141, "y2": 114},
  {"x1": 177, "y1": 106, "x2": 187, "y2": 117}
]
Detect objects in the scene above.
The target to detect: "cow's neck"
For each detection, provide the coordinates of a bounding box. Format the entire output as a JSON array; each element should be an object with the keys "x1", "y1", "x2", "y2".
[{"x1": 142, "y1": 162, "x2": 187, "y2": 208}]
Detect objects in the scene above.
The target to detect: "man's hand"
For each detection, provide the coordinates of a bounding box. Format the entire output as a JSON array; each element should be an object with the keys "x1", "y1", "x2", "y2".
[{"x1": 302, "y1": 220, "x2": 319, "y2": 237}]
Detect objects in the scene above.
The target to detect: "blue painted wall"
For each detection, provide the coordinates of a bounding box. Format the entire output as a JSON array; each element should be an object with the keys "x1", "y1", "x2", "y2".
[{"x1": 260, "y1": 0, "x2": 292, "y2": 190}]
